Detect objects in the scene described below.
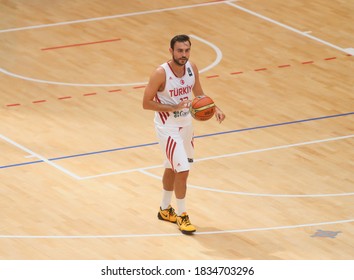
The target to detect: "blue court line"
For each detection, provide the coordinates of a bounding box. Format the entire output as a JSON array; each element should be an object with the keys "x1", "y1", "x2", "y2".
[
  {"x1": 1, "y1": 111, "x2": 353, "y2": 170},
  {"x1": 195, "y1": 111, "x2": 354, "y2": 138}
]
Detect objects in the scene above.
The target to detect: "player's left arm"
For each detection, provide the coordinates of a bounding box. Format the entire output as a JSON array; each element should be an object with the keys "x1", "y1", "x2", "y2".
[{"x1": 190, "y1": 62, "x2": 226, "y2": 123}]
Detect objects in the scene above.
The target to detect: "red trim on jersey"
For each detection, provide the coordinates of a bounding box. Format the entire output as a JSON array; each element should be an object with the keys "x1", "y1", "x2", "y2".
[
  {"x1": 167, "y1": 61, "x2": 186, "y2": 78},
  {"x1": 160, "y1": 112, "x2": 170, "y2": 124},
  {"x1": 154, "y1": 95, "x2": 170, "y2": 124}
]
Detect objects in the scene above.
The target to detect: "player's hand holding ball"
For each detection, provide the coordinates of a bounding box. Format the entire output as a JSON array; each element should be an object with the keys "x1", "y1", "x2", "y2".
[{"x1": 190, "y1": 95, "x2": 225, "y2": 123}]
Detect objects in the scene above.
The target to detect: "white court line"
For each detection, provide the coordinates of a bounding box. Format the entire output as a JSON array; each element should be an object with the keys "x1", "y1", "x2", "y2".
[
  {"x1": 0, "y1": 67, "x2": 145, "y2": 87},
  {"x1": 190, "y1": 34, "x2": 223, "y2": 73},
  {"x1": 226, "y1": 2, "x2": 352, "y2": 55},
  {"x1": 345, "y1": 48, "x2": 354, "y2": 55},
  {"x1": 80, "y1": 134, "x2": 354, "y2": 190},
  {"x1": 140, "y1": 134, "x2": 354, "y2": 197},
  {"x1": 140, "y1": 169, "x2": 354, "y2": 198},
  {"x1": 194, "y1": 134, "x2": 354, "y2": 163},
  {"x1": 2, "y1": 134, "x2": 353, "y2": 239},
  {"x1": 0, "y1": 34, "x2": 222, "y2": 87},
  {"x1": 2, "y1": 1, "x2": 352, "y2": 86},
  {"x1": 80, "y1": 164, "x2": 164, "y2": 180},
  {"x1": 0, "y1": 1, "x2": 228, "y2": 34},
  {"x1": 1, "y1": 218, "x2": 353, "y2": 239},
  {"x1": 0, "y1": 134, "x2": 81, "y2": 180}
]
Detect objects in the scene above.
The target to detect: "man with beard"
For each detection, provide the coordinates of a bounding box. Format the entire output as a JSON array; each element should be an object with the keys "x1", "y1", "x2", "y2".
[{"x1": 142, "y1": 34, "x2": 225, "y2": 234}]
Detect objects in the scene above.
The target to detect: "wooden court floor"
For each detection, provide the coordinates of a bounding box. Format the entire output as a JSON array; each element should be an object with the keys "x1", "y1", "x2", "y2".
[{"x1": 0, "y1": 0, "x2": 353, "y2": 259}]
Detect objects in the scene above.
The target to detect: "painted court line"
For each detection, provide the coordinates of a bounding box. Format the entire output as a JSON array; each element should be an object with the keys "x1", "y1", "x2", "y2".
[
  {"x1": 1, "y1": 135, "x2": 353, "y2": 238},
  {"x1": 5, "y1": 54, "x2": 351, "y2": 108},
  {"x1": 0, "y1": 34, "x2": 221, "y2": 87},
  {"x1": 0, "y1": 134, "x2": 80, "y2": 180},
  {"x1": 1, "y1": 112, "x2": 353, "y2": 170},
  {"x1": 141, "y1": 168, "x2": 354, "y2": 198},
  {"x1": 0, "y1": 66, "x2": 145, "y2": 87},
  {"x1": 0, "y1": 1, "x2": 352, "y2": 242},
  {"x1": 189, "y1": 34, "x2": 223, "y2": 73},
  {"x1": 41, "y1": 38, "x2": 121, "y2": 51},
  {"x1": 0, "y1": 1, "x2": 229, "y2": 34},
  {"x1": 194, "y1": 134, "x2": 354, "y2": 163},
  {"x1": 80, "y1": 134, "x2": 354, "y2": 181},
  {"x1": 0, "y1": 218, "x2": 353, "y2": 239},
  {"x1": 226, "y1": 2, "x2": 352, "y2": 55},
  {"x1": 1, "y1": 1, "x2": 352, "y2": 88}
]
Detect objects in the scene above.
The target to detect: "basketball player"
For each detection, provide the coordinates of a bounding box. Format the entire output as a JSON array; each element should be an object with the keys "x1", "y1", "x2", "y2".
[{"x1": 142, "y1": 34, "x2": 225, "y2": 234}]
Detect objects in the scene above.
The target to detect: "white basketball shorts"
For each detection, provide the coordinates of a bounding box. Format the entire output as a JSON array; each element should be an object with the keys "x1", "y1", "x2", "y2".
[{"x1": 155, "y1": 123, "x2": 194, "y2": 173}]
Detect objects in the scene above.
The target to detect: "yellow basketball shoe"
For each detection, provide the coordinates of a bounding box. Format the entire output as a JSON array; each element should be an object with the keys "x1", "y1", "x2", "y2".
[
  {"x1": 177, "y1": 212, "x2": 196, "y2": 234},
  {"x1": 157, "y1": 205, "x2": 177, "y2": 223}
]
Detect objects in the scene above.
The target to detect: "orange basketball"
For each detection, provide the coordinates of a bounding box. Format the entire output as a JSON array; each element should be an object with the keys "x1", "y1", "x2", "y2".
[{"x1": 189, "y1": 95, "x2": 216, "y2": 121}]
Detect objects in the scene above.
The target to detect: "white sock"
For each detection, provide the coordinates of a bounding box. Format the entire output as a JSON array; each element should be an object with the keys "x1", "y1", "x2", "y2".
[
  {"x1": 176, "y1": 198, "x2": 186, "y2": 216},
  {"x1": 160, "y1": 190, "x2": 173, "y2": 210}
]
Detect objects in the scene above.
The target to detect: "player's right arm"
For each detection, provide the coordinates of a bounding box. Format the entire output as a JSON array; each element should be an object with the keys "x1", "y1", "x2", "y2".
[{"x1": 142, "y1": 67, "x2": 190, "y2": 112}]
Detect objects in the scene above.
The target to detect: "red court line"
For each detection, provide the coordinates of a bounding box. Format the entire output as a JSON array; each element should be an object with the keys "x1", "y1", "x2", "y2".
[
  {"x1": 5, "y1": 54, "x2": 351, "y2": 109},
  {"x1": 302, "y1": 61, "x2": 314, "y2": 64},
  {"x1": 206, "y1": 75, "x2": 219, "y2": 78},
  {"x1": 32, "y1": 100, "x2": 47, "y2": 104},
  {"x1": 58, "y1": 96, "x2": 72, "y2": 100},
  {"x1": 41, "y1": 38, "x2": 121, "y2": 51}
]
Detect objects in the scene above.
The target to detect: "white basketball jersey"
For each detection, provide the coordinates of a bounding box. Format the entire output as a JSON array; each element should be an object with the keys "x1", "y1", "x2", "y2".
[{"x1": 154, "y1": 61, "x2": 195, "y2": 127}]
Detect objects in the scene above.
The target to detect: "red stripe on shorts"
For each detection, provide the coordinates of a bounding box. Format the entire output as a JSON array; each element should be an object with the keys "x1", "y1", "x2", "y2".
[{"x1": 166, "y1": 136, "x2": 176, "y2": 170}]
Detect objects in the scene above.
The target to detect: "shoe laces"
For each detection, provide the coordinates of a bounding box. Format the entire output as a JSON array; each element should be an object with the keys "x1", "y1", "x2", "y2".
[
  {"x1": 180, "y1": 214, "x2": 191, "y2": 225},
  {"x1": 168, "y1": 207, "x2": 176, "y2": 216}
]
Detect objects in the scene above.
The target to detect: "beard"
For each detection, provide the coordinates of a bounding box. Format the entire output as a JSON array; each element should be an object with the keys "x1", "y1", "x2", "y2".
[{"x1": 172, "y1": 55, "x2": 188, "y2": 66}]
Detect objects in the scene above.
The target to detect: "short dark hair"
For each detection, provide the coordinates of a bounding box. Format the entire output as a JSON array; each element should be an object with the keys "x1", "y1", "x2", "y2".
[{"x1": 170, "y1": 34, "x2": 191, "y2": 49}]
